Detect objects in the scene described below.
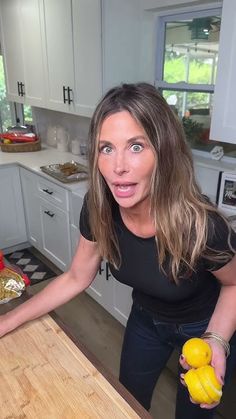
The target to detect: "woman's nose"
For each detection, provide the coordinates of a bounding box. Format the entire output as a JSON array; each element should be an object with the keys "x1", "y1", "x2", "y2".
[{"x1": 113, "y1": 151, "x2": 129, "y2": 175}]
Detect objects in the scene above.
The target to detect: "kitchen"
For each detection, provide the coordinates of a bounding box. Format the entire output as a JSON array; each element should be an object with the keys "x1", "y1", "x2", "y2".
[{"x1": 0, "y1": 0, "x2": 236, "y2": 418}]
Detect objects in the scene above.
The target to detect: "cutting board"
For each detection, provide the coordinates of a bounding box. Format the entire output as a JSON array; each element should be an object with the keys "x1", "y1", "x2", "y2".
[{"x1": 0, "y1": 315, "x2": 148, "y2": 418}]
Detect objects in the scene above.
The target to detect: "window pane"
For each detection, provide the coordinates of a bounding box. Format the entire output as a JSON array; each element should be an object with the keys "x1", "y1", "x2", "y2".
[
  {"x1": 24, "y1": 105, "x2": 33, "y2": 125},
  {"x1": 162, "y1": 89, "x2": 236, "y2": 157},
  {"x1": 163, "y1": 15, "x2": 220, "y2": 84},
  {"x1": 0, "y1": 56, "x2": 12, "y2": 131}
]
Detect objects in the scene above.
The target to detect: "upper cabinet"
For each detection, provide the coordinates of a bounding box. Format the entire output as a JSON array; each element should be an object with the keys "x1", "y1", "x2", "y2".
[
  {"x1": 210, "y1": 0, "x2": 236, "y2": 144},
  {"x1": 0, "y1": 0, "x2": 142, "y2": 117},
  {"x1": 0, "y1": 0, "x2": 47, "y2": 107}
]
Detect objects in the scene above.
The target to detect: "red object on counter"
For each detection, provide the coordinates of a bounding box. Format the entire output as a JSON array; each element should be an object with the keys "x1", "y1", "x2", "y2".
[
  {"x1": 0, "y1": 250, "x2": 5, "y2": 270},
  {"x1": 0, "y1": 132, "x2": 37, "y2": 143}
]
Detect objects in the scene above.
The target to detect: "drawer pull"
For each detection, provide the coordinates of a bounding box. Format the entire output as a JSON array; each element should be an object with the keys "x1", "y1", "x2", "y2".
[
  {"x1": 44, "y1": 210, "x2": 55, "y2": 218},
  {"x1": 42, "y1": 188, "x2": 53, "y2": 195},
  {"x1": 105, "y1": 262, "x2": 111, "y2": 281},
  {"x1": 99, "y1": 262, "x2": 104, "y2": 275}
]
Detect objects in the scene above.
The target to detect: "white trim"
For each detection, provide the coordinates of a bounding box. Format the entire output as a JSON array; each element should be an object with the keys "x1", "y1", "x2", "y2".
[
  {"x1": 155, "y1": 81, "x2": 215, "y2": 93},
  {"x1": 145, "y1": 2, "x2": 222, "y2": 16}
]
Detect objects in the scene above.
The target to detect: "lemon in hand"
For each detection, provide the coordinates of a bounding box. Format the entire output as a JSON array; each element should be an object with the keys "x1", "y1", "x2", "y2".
[
  {"x1": 184, "y1": 365, "x2": 222, "y2": 404},
  {"x1": 182, "y1": 337, "x2": 212, "y2": 368}
]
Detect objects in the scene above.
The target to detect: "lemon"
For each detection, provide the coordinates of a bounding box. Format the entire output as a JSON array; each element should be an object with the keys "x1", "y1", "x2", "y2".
[
  {"x1": 196, "y1": 366, "x2": 222, "y2": 403},
  {"x1": 3, "y1": 139, "x2": 12, "y2": 144},
  {"x1": 182, "y1": 337, "x2": 212, "y2": 368},
  {"x1": 184, "y1": 366, "x2": 222, "y2": 405}
]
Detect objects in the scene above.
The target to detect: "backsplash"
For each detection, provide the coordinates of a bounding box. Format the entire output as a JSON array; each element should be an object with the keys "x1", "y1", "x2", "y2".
[{"x1": 32, "y1": 107, "x2": 90, "y2": 154}]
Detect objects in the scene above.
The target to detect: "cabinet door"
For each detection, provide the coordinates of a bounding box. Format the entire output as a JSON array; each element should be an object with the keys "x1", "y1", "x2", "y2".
[
  {"x1": 20, "y1": 168, "x2": 42, "y2": 249},
  {"x1": 43, "y1": 0, "x2": 75, "y2": 112},
  {"x1": 86, "y1": 260, "x2": 112, "y2": 310},
  {"x1": 72, "y1": 0, "x2": 102, "y2": 117},
  {"x1": 19, "y1": 0, "x2": 46, "y2": 106},
  {"x1": 0, "y1": 0, "x2": 25, "y2": 102},
  {"x1": 111, "y1": 279, "x2": 132, "y2": 326},
  {"x1": 40, "y1": 198, "x2": 71, "y2": 271},
  {"x1": 210, "y1": 0, "x2": 236, "y2": 143},
  {"x1": 0, "y1": 166, "x2": 27, "y2": 250}
]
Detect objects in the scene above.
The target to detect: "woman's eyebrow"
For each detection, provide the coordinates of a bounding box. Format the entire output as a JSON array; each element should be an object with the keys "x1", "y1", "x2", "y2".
[{"x1": 99, "y1": 136, "x2": 147, "y2": 144}]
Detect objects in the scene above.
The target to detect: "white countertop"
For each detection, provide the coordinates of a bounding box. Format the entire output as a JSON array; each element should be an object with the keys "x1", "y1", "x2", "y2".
[{"x1": 0, "y1": 145, "x2": 88, "y2": 192}]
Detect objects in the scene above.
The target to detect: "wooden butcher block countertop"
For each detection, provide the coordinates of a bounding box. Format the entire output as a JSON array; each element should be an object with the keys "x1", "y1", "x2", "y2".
[{"x1": 0, "y1": 314, "x2": 151, "y2": 419}]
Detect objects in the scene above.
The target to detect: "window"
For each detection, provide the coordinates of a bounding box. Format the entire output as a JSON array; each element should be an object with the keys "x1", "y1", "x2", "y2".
[
  {"x1": 0, "y1": 55, "x2": 12, "y2": 131},
  {"x1": 155, "y1": 7, "x2": 236, "y2": 158},
  {"x1": 0, "y1": 54, "x2": 33, "y2": 132}
]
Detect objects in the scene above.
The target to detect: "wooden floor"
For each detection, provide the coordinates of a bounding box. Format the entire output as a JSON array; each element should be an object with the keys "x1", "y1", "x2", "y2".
[{"x1": 29, "y1": 278, "x2": 234, "y2": 419}]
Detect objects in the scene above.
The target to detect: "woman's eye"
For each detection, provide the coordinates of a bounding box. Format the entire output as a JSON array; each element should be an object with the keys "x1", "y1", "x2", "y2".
[
  {"x1": 100, "y1": 145, "x2": 112, "y2": 154},
  {"x1": 131, "y1": 144, "x2": 143, "y2": 152}
]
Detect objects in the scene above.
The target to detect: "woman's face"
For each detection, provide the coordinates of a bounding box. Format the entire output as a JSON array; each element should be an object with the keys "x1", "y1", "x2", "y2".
[{"x1": 97, "y1": 111, "x2": 156, "y2": 212}]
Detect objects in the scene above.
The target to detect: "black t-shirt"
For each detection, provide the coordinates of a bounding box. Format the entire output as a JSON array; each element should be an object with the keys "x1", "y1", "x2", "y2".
[{"x1": 79, "y1": 197, "x2": 236, "y2": 323}]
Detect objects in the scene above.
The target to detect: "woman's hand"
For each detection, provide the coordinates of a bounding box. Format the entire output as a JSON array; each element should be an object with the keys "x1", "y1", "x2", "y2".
[{"x1": 179, "y1": 339, "x2": 226, "y2": 409}]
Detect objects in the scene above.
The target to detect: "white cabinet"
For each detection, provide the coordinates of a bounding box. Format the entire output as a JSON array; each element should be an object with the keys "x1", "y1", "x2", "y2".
[
  {"x1": 20, "y1": 168, "x2": 71, "y2": 271},
  {"x1": 0, "y1": 0, "x2": 46, "y2": 106},
  {"x1": 87, "y1": 261, "x2": 132, "y2": 326},
  {"x1": 72, "y1": 0, "x2": 102, "y2": 116},
  {"x1": 41, "y1": 0, "x2": 102, "y2": 116},
  {"x1": 20, "y1": 168, "x2": 42, "y2": 248},
  {"x1": 39, "y1": 197, "x2": 71, "y2": 271},
  {"x1": 0, "y1": 166, "x2": 27, "y2": 250},
  {"x1": 0, "y1": 0, "x2": 142, "y2": 117},
  {"x1": 42, "y1": 0, "x2": 75, "y2": 113},
  {"x1": 210, "y1": 0, "x2": 236, "y2": 144}
]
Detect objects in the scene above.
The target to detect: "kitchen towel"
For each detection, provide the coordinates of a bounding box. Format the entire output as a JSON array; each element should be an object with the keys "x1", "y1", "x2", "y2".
[{"x1": 5, "y1": 248, "x2": 57, "y2": 285}]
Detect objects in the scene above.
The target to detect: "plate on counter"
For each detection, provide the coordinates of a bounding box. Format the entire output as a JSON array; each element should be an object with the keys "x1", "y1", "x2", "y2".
[{"x1": 40, "y1": 160, "x2": 88, "y2": 183}]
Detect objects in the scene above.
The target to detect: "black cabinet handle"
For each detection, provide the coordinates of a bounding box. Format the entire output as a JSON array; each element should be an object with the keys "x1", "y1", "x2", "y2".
[
  {"x1": 44, "y1": 210, "x2": 55, "y2": 218},
  {"x1": 20, "y1": 82, "x2": 25, "y2": 96},
  {"x1": 99, "y1": 262, "x2": 104, "y2": 275},
  {"x1": 42, "y1": 188, "x2": 53, "y2": 195},
  {"x1": 63, "y1": 85, "x2": 68, "y2": 103},
  {"x1": 17, "y1": 81, "x2": 21, "y2": 96},
  {"x1": 105, "y1": 262, "x2": 111, "y2": 281},
  {"x1": 67, "y1": 86, "x2": 73, "y2": 104}
]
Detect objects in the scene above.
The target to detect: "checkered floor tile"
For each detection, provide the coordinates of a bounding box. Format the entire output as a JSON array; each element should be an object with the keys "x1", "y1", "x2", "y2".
[{"x1": 5, "y1": 249, "x2": 57, "y2": 285}]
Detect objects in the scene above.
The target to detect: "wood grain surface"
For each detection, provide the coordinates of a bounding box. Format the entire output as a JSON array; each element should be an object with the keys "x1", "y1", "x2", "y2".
[{"x1": 0, "y1": 315, "x2": 147, "y2": 418}]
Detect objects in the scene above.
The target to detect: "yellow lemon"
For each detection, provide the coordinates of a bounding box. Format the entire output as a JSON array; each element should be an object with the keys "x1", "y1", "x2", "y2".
[
  {"x1": 184, "y1": 365, "x2": 222, "y2": 405},
  {"x1": 3, "y1": 139, "x2": 12, "y2": 144},
  {"x1": 182, "y1": 337, "x2": 212, "y2": 368},
  {"x1": 196, "y1": 366, "x2": 222, "y2": 403}
]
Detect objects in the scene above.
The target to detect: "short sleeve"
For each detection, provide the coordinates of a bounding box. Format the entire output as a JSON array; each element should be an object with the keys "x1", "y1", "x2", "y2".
[
  {"x1": 204, "y1": 212, "x2": 236, "y2": 271},
  {"x1": 79, "y1": 194, "x2": 94, "y2": 241}
]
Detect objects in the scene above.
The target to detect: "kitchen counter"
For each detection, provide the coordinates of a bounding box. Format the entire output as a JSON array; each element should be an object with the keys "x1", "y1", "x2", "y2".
[
  {"x1": 0, "y1": 145, "x2": 88, "y2": 192},
  {"x1": 0, "y1": 295, "x2": 150, "y2": 419}
]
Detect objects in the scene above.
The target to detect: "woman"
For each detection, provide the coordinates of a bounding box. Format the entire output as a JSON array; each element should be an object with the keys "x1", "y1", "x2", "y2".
[{"x1": 1, "y1": 83, "x2": 236, "y2": 418}]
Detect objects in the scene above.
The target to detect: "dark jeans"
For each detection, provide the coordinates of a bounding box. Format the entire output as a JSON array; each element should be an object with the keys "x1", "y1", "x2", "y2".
[{"x1": 119, "y1": 301, "x2": 236, "y2": 419}]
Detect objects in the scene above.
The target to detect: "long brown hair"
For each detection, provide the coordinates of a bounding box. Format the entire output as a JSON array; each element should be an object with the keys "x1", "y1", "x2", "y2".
[{"x1": 87, "y1": 83, "x2": 234, "y2": 281}]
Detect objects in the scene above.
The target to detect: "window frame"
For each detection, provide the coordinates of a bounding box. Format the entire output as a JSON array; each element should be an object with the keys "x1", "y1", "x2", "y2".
[{"x1": 155, "y1": 6, "x2": 222, "y2": 96}]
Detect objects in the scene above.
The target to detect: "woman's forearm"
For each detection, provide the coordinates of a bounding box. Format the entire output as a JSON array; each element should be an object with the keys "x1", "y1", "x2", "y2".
[
  {"x1": 205, "y1": 285, "x2": 236, "y2": 341},
  {"x1": 1, "y1": 269, "x2": 92, "y2": 336}
]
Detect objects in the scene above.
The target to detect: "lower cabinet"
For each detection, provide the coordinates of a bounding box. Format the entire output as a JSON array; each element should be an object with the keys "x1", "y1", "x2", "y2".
[
  {"x1": 86, "y1": 259, "x2": 132, "y2": 326},
  {"x1": 20, "y1": 167, "x2": 71, "y2": 271},
  {"x1": 0, "y1": 165, "x2": 27, "y2": 250}
]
